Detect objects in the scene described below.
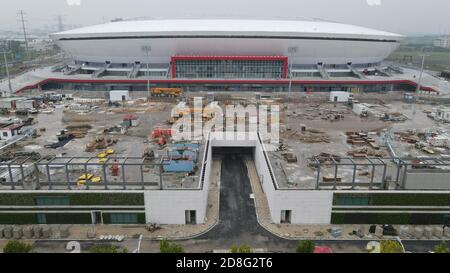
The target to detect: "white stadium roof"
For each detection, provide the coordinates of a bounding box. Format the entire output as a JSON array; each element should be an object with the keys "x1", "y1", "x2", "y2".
[{"x1": 51, "y1": 19, "x2": 404, "y2": 41}]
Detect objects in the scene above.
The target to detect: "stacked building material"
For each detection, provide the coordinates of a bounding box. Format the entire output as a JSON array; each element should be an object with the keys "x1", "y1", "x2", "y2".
[{"x1": 346, "y1": 131, "x2": 380, "y2": 149}]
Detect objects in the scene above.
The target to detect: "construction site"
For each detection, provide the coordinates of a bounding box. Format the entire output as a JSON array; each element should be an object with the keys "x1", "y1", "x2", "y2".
[{"x1": 0, "y1": 77, "x2": 450, "y2": 245}]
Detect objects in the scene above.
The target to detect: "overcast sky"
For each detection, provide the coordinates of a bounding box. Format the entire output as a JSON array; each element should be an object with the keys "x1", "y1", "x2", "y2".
[{"x1": 0, "y1": 0, "x2": 449, "y2": 35}]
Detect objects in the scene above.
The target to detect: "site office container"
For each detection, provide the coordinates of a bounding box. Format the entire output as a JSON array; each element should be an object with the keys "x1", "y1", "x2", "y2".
[
  {"x1": 0, "y1": 100, "x2": 15, "y2": 109},
  {"x1": 15, "y1": 100, "x2": 38, "y2": 110}
]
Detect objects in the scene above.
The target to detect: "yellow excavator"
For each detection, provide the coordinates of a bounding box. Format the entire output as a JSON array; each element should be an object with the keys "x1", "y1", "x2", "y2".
[{"x1": 151, "y1": 88, "x2": 183, "y2": 97}]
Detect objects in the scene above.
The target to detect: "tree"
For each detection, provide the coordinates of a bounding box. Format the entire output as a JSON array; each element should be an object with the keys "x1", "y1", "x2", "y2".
[
  {"x1": 380, "y1": 240, "x2": 404, "y2": 253},
  {"x1": 296, "y1": 240, "x2": 315, "y2": 253},
  {"x1": 160, "y1": 239, "x2": 184, "y2": 253},
  {"x1": 3, "y1": 240, "x2": 33, "y2": 253},
  {"x1": 90, "y1": 245, "x2": 128, "y2": 253},
  {"x1": 434, "y1": 242, "x2": 450, "y2": 253},
  {"x1": 230, "y1": 245, "x2": 252, "y2": 253}
]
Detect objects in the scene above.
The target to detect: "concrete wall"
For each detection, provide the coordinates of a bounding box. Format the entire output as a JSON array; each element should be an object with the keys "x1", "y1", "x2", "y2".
[
  {"x1": 144, "y1": 137, "x2": 212, "y2": 225},
  {"x1": 329, "y1": 91, "x2": 350, "y2": 102},
  {"x1": 144, "y1": 132, "x2": 334, "y2": 225},
  {"x1": 109, "y1": 90, "x2": 130, "y2": 102},
  {"x1": 404, "y1": 170, "x2": 450, "y2": 190},
  {"x1": 144, "y1": 190, "x2": 206, "y2": 224},
  {"x1": 253, "y1": 135, "x2": 333, "y2": 224},
  {"x1": 253, "y1": 136, "x2": 277, "y2": 222},
  {"x1": 272, "y1": 190, "x2": 333, "y2": 224}
]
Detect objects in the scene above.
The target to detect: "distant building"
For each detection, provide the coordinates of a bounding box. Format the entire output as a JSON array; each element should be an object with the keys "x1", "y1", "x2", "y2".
[
  {"x1": 0, "y1": 123, "x2": 24, "y2": 140},
  {"x1": 25, "y1": 38, "x2": 55, "y2": 52},
  {"x1": 329, "y1": 91, "x2": 352, "y2": 103},
  {"x1": 435, "y1": 107, "x2": 450, "y2": 122},
  {"x1": 433, "y1": 36, "x2": 450, "y2": 48}
]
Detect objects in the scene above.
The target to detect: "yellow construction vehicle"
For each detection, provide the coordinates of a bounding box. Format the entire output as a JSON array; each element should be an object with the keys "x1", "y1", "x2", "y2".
[
  {"x1": 78, "y1": 173, "x2": 94, "y2": 180},
  {"x1": 97, "y1": 153, "x2": 108, "y2": 158},
  {"x1": 151, "y1": 88, "x2": 183, "y2": 97},
  {"x1": 98, "y1": 158, "x2": 108, "y2": 164},
  {"x1": 91, "y1": 176, "x2": 102, "y2": 183}
]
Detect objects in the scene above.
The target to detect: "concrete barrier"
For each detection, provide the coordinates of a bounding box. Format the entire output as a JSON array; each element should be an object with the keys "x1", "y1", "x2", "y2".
[
  {"x1": 399, "y1": 225, "x2": 410, "y2": 237},
  {"x1": 330, "y1": 227, "x2": 342, "y2": 238},
  {"x1": 42, "y1": 225, "x2": 52, "y2": 239},
  {"x1": 375, "y1": 225, "x2": 383, "y2": 237},
  {"x1": 413, "y1": 227, "x2": 424, "y2": 239},
  {"x1": 59, "y1": 225, "x2": 70, "y2": 238},
  {"x1": 33, "y1": 226, "x2": 42, "y2": 238},
  {"x1": 433, "y1": 227, "x2": 443, "y2": 238},
  {"x1": 356, "y1": 225, "x2": 366, "y2": 238},
  {"x1": 23, "y1": 226, "x2": 34, "y2": 239},
  {"x1": 12, "y1": 226, "x2": 23, "y2": 239},
  {"x1": 3, "y1": 226, "x2": 13, "y2": 239},
  {"x1": 444, "y1": 228, "x2": 450, "y2": 238},
  {"x1": 424, "y1": 227, "x2": 433, "y2": 239}
]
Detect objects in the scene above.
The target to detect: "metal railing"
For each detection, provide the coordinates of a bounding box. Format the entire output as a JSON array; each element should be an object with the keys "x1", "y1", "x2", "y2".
[
  {"x1": 308, "y1": 156, "x2": 450, "y2": 190},
  {"x1": 0, "y1": 156, "x2": 166, "y2": 191}
]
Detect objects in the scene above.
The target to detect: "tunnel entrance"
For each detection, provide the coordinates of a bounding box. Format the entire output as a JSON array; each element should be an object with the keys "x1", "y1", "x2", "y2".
[{"x1": 212, "y1": 146, "x2": 255, "y2": 156}]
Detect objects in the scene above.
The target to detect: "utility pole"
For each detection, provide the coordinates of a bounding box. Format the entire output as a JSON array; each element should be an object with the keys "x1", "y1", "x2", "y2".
[
  {"x1": 18, "y1": 10, "x2": 30, "y2": 60},
  {"x1": 0, "y1": 40, "x2": 12, "y2": 93},
  {"x1": 412, "y1": 47, "x2": 432, "y2": 119},
  {"x1": 56, "y1": 15, "x2": 65, "y2": 32},
  {"x1": 415, "y1": 47, "x2": 432, "y2": 95},
  {"x1": 141, "y1": 45, "x2": 152, "y2": 101},
  {"x1": 132, "y1": 234, "x2": 144, "y2": 253},
  {"x1": 286, "y1": 46, "x2": 298, "y2": 131}
]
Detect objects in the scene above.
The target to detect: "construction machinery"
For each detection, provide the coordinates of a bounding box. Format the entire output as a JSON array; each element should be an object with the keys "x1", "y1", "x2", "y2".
[
  {"x1": 85, "y1": 136, "x2": 118, "y2": 152},
  {"x1": 77, "y1": 173, "x2": 102, "y2": 186},
  {"x1": 151, "y1": 87, "x2": 183, "y2": 97}
]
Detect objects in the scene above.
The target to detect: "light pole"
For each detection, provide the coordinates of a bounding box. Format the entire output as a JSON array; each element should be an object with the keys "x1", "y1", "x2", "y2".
[
  {"x1": 0, "y1": 40, "x2": 12, "y2": 93},
  {"x1": 412, "y1": 46, "x2": 432, "y2": 119},
  {"x1": 141, "y1": 45, "x2": 152, "y2": 100},
  {"x1": 415, "y1": 46, "x2": 433, "y2": 95},
  {"x1": 286, "y1": 46, "x2": 298, "y2": 131},
  {"x1": 133, "y1": 234, "x2": 144, "y2": 253},
  {"x1": 395, "y1": 236, "x2": 406, "y2": 253}
]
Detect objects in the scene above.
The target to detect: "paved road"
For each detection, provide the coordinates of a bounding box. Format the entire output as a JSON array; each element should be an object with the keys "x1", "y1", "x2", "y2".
[{"x1": 197, "y1": 153, "x2": 296, "y2": 251}]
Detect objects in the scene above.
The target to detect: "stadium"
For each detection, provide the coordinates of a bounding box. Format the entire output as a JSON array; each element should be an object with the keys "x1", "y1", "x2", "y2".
[{"x1": 6, "y1": 19, "x2": 441, "y2": 94}]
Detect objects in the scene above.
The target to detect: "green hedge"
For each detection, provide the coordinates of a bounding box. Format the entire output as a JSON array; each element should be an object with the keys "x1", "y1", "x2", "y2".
[
  {"x1": 0, "y1": 213, "x2": 92, "y2": 224},
  {"x1": 0, "y1": 193, "x2": 144, "y2": 206},
  {"x1": 332, "y1": 213, "x2": 450, "y2": 225},
  {"x1": 137, "y1": 213, "x2": 146, "y2": 224},
  {"x1": 45, "y1": 213, "x2": 92, "y2": 224},
  {"x1": 333, "y1": 193, "x2": 450, "y2": 206},
  {"x1": 0, "y1": 212, "x2": 145, "y2": 225},
  {"x1": 0, "y1": 213, "x2": 37, "y2": 225}
]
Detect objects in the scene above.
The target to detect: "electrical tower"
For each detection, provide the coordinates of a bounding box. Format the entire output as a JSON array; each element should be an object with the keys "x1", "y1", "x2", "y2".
[
  {"x1": 18, "y1": 10, "x2": 30, "y2": 60},
  {"x1": 57, "y1": 15, "x2": 65, "y2": 32}
]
